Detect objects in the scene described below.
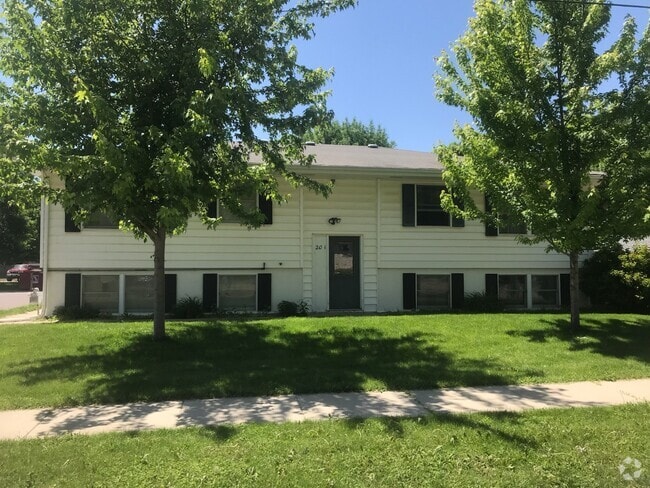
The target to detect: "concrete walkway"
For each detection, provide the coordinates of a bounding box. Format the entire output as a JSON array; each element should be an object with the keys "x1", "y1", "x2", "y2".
[
  {"x1": 0, "y1": 310, "x2": 41, "y2": 324},
  {"x1": 1, "y1": 378, "x2": 648, "y2": 440}
]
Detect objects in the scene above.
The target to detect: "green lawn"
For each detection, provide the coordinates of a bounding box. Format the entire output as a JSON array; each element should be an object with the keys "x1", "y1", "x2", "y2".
[
  {"x1": 1, "y1": 404, "x2": 648, "y2": 487},
  {"x1": 0, "y1": 313, "x2": 647, "y2": 410}
]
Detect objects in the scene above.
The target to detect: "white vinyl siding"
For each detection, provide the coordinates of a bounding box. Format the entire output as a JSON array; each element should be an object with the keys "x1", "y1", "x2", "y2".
[{"x1": 379, "y1": 181, "x2": 571, "y2": 270}]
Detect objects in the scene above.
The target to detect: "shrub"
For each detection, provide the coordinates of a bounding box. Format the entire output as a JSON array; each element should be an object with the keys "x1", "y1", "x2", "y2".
[
  {"x1": 277, "y1": 300, "x2": 299, "y2": 317},
  {"x1": 52, "y1": 305, "x2": 100, "y2": 320},
  {"x1": 462, "y1": 292, "x2": 502, "y2": 312},
  {"x1": 581, "y1": 244, "x2": 649, "y2": 312},
  {"x1": 277, "y1": 300, "x2": 310, "y2": 317},
  {"x1": 173, "y1": 296, "x2": 204, "y2": 319}
]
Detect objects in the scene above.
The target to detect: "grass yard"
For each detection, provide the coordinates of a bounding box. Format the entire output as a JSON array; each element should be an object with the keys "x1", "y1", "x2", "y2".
[
  {"x1": 0, "y1": 313, "x2": 647, "y2": 410},
  {"x1": 1, "y1": 403, "x2": 648, "y2": 487}
]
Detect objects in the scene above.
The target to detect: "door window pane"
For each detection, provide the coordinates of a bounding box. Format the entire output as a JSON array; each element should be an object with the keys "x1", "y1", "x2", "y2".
[
  {"x1": 82, "y1": 275, "x2": 119, "y2": 313},
  {"x1": 417, "y1": 275, "x2": 450, "y2": 308},
  {"x1": 532, "y1": 275, "x2": 559, "y2": 306},
  {"x1": 219, "y1": 275, "x2": 257, "y2": 311},
  {"x1": 333, "y1": 241, "x2": 354, "y2": 275},
  {"x1": 498, "y1": 275, "x2": 527, "y2": 307},
  {"x1": 125, "y1": 275, "x2": 155, "y2": 313}
]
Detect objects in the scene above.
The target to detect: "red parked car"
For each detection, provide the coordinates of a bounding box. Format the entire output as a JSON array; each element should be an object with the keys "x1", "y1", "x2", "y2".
[{"x1": 5, "y1": 263, "x2": 41, "y2": 281}]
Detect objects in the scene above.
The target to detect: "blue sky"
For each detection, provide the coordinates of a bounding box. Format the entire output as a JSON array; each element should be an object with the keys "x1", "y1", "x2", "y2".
[{"x1": 295, "y1": 0, "x2": 650, "y2": 152}]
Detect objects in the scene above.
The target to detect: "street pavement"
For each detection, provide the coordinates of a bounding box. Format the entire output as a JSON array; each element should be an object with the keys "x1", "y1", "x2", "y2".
[{"x1": 0, "y1": 291, "x2": 33, "y2": 310}]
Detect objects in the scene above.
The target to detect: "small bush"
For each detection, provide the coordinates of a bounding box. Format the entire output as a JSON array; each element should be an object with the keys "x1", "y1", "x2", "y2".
[
  {"x1": 582, "y1": 244, "x2": 649, "y2": 312},
  {"x1": 277, "y1": 300, "x2": 310, "y2": 317},
  {"x1": 277, "y1": 300, "x2": 299, "y2": 317},
  {"x1": 52, "y1": 305, "x2": 100, "y2": 320},
  {"x1": 297, "y1": 300, "x2": 310, "y2": 316},
  {"x1": 462, "y1": 292, "x2": 502, "y2": 312},
  {"x1": 173, "y1": 296, "x2": 204, "y2": 319}
]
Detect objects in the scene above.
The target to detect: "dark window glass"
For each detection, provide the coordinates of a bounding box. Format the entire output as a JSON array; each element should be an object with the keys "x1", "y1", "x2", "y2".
[
  {"x1": 219, "y1": 194, "x2": 257, "y2": 223},
  {"x1": 125, "y1": 275, "x2": 155, "y2": 313},
  {"x1": 416, "y1": 186, "x2": 450, "y2": 226},
  {"x1": 85, "y1": 211, "x2": 118, "y2": 229},
  {"x1": 219, "y1": 275, "x2": 256, "y2": 311},
  {"x1": 532, "y1": 275, "x2": 559, "y2": 306},
  {"x1": 498, "y1": 275, "x2": 527, "y2": 307},
  {"x1": 82, "y1": 275, "x2": 119, "y2": 312},
  {"x1": 417, "y1": 275, "x2": 450, "y2": 308}
]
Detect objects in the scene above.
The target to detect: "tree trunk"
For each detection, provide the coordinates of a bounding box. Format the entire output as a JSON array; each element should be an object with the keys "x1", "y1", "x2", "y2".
[
  {"x1": 569, "y1": 251, "x2": 580, "y2": 332},
  {"x1": 152, "y1": 232, "x2": 166, "y2": 341}
]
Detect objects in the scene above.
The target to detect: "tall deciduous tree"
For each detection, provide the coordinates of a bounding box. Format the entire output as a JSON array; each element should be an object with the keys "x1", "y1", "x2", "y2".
[
  {"x1": 303, "y1": 117, "x2": 396, "y2": 147},
  {"x1": 0, "y1": 0, "x2": 355, "y2": 339},
  {"x1": 0, "y1": 197, "x2": 40, "y2": 268},
  {"x1": 435, "y1": 0, "x2": 650, "y2": 330}
]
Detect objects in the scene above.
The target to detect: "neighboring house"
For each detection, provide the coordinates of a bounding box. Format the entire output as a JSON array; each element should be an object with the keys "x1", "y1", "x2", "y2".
[{"x1": 39, "y1": 144, "x2": 573, "y2": 315}]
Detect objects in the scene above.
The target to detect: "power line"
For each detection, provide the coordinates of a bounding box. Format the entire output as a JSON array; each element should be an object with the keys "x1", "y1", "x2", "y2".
[{"x1": 536, "y1": 0, "x2": 650, "y2": 9}]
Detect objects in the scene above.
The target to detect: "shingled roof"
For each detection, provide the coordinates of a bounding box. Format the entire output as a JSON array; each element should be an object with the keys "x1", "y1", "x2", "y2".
[{"x1": 249, "y1": 143, "x2": 443, "y2": 171}]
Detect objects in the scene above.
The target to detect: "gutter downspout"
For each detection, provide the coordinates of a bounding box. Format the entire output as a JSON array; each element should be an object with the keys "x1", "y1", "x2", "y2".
[{"x1": 39, "y1": 197, "x2": 49, "y2": 316}]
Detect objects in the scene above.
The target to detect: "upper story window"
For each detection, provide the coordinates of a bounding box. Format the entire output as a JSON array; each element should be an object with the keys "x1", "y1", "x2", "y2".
[
  {"x1": 484, "y1": 196, "x2": 527, "y2": 236},
  {"x1": 85, "y1": 211, "x2": 119, "y2": 229},
  {"x1": 64, "y1": 210, "x2": 118, "y2": 232},
  {"x1": 208, "y1": 194, "x2": 273, "y2": 225},
  {"x1": 416, "y1": 186, "x2": 449, "y2": 226},
  {"x1": 218, "y1": 194, "x2": 257, "y2": 223},
  {"x1": 402, "y1": 184, "x2": 464, "y2": 228}
]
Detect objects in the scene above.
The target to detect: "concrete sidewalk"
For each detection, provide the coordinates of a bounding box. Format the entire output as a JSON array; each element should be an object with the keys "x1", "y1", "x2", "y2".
[
  {"x1": 0, "y1": 310, "x2": 41, "y2": 324},
  {"x1": 1, "y1": 378, "x2": 649, "y2": 440}
]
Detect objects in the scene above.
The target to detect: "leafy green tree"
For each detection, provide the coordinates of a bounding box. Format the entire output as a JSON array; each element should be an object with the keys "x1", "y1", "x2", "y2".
[
  {"x1": 582, "y1": 243, "x2": 649, "y2": 312},
  {"x1": 435, "y1": 0, "x2": 650, "y2": 330},
  {"x1": 303, "y1": 117, "x2": 396, "y2": 147},
  {"x1": 0, "y1": 0, "x2": 355, "y2": 339},
  {"x1": 0, "y1": 197, "x2": 40, "y2": 269}
]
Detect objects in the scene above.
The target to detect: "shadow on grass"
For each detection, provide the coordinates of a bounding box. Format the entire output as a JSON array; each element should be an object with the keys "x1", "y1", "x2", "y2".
[
  {"x1": 506, "y1": 316, "x2": 650, "y2": 363},
  {"x1": 6, "y1": 321, "x2": 524, "y2": 408},
  {"x1": 343, "y1": 411, "x2": 538, "y2": 448}
]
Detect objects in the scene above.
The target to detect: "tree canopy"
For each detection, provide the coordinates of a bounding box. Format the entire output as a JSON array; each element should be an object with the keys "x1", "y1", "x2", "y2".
[
  {"x1": 0, "y1": 0, "x2": 356, "y2": 338},
  {"x1": 302, "y1": 117, "x2": 396, "y2": 147},
  {"x1": 0, "y1": 196, "x2": 40, "y2": 269},
  {"x1": 435, "y1": 0, "x2": 650, "y2": 328}
]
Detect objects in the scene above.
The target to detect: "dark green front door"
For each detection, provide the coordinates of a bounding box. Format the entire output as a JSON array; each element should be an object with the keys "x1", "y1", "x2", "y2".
[{"x1": 329, "y1": 236, "x2": 360, "y2": 310}]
